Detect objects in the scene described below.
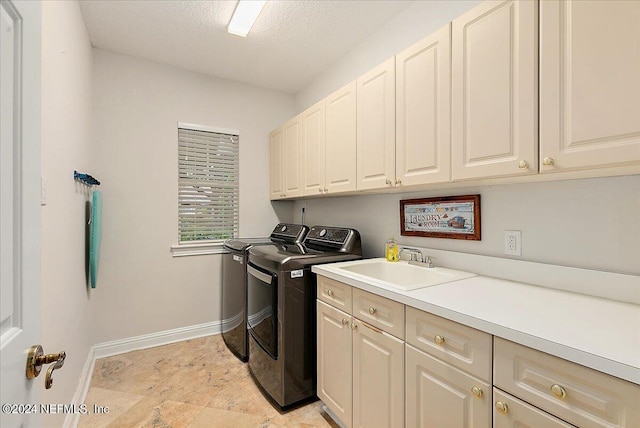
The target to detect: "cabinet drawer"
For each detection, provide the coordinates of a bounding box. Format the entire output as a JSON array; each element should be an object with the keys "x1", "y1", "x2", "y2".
[
  {"x1": 493, "y1": 388, "x2": 575, "y2": 428},
  {"x1": 352, "y1": 288, "x2": 404, "y2": 339},
  {"x1": 494, "y1": 338, "x2": 640, "y2": 428},
  {"x1": 406, "y1": 306, "x2": 492, "y2": 382},
  {"x1": 317, "y1": 276, "x2": 352, "y2": 314}
]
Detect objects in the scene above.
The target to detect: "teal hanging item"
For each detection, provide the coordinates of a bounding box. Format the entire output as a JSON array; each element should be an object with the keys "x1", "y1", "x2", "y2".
[{"x1": 90, "y1": 190, "x2": 103, "y2": 288}]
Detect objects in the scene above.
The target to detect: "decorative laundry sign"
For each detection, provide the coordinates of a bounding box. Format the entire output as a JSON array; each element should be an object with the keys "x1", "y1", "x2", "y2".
[{"x1": 400, "y1": 195, "x2": 481, "y2": 241}]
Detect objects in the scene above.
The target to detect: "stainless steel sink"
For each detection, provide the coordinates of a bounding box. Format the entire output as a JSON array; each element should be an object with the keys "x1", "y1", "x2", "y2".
[{"x1": 335, "y1": 258, "x2": 477, "y2": 291}]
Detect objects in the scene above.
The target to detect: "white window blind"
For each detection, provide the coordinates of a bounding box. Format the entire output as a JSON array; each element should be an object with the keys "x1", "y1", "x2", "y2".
[{"x1": 178, "y1": 125, "x2": 239, "y2": 244}]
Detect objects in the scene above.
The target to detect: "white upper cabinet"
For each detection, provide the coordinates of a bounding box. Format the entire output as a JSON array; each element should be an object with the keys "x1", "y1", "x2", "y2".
[
  {"x1": 396, "y1": 23, "x2": 452, "y2": 187},
  {"x1": 539, "y1": 0, "x2": 640, "y2": 173},
  {"x1": 282, "y1": 114, "x2": 304, "y2": 198},
  {"x1": 357, "y1": 57, "x2": 396, "y2": 190},
  {"x1": 451, "y1": 0, "x2": 538, "y2": 180},
  {"x1": 302, "y1": 100, "x2": 326, "y2": 195},
  {"x1": 325, "y1": 81, "x2": 358, "y2": 194},
  {"x1": 269, "y1": 127, "x2": 285, "y2": 200}
]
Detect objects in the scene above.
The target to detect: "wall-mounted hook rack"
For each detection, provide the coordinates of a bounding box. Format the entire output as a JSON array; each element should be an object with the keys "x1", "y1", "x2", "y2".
[{"x1": 74, "y1": 170, "x2": 100, "y2": 186}]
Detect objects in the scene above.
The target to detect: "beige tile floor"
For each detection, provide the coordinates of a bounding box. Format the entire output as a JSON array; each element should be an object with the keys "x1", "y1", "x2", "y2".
[{"x1": 79, "y1": 335, "x2": 339, "y2": 427}]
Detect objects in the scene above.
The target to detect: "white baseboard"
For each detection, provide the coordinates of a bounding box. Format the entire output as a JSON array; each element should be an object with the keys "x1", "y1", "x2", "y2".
[{"x1": 64, "y1": 320, "x2": 224, "y2": 428}]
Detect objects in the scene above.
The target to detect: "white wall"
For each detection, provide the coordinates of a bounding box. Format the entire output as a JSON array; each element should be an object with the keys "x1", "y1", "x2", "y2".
[
  {"x1": 90, "y1": 50, "x2": 295, "y2": 342},
  {"x1": 41, "y1": 1, "x2": 95, "y2": 425},
  {"x1": 295, "y1": 0, "x2": 481, "y2": 112},
  {"x1": 293, "y1": 175, "x2": 640, "y2": 276},
  {"x1": 291, "y1": 0, "x2": 640, "y2": 277}
]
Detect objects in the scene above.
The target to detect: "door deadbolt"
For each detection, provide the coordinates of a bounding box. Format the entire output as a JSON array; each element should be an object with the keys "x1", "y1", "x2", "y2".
[{"x1": 26, "y1": 345, "x2": 66, "y2": 389}]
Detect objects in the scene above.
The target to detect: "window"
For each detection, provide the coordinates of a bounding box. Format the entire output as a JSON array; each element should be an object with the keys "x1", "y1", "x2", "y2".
[{"x1": 172, "y1": 123, "x2": 239, "y2": 256}]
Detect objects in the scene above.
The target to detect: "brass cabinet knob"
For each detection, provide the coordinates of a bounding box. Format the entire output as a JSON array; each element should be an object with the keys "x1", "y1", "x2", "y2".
[
  {"x1": 385, "y1": 178, "x2": 392, "y2": 185},
  {"x1": 434, "y1": 335, "x2": 445, "y2": 345},
  {"x1": 368, "y1": 307, "x2": 377, "y2": 315},
  {"x1": 341, "y1": 318, "x2": 349, "y2": 326},
  {"x1": 327, "y1": 289, "x2": 334, "y2": 297},
  {"x1": 518, "y1": 160, "x2": 529, "y2": 169},
  {"x1": 471, "y1": 386, "x2": 483, "y2": 398},
  {"x1": 495, "y1": 401, "x2": 509, "y2": 415},
  {"x1": 324, "y1": 188, "x2": 328, "y2": 193},
  {"x1": 351, "y1": 323, "x2": 358, "y2": 330},
  {"x1": 543, "y1": 157, "x2": 555, "y2": 166},
  {"x1": 395, "y1": 179, "x2": 402, "y2": 185},
  {"x1": 551, "y1": 384, "x2": 567, "y2": 399},
  {"x1": 318, "y1": 188, "x2": 323, "y2": 193}
]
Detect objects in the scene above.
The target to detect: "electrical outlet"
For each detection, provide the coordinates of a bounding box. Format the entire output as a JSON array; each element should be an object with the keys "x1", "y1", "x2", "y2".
[{"x1": 504, "y1": 230, "x2": 521, "y2": 256}]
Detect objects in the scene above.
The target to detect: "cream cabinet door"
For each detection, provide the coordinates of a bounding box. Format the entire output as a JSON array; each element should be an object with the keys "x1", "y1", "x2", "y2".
[
  {"x1": 357, "y1": 57, "x2": 396, "y2": 190},
  {"x1": 317, "y1": 301, "x2": 353, "y2": 428},
  {"x1": 302, "y1": 100, "x2": 326, "y2": 196},
  {"x1": 539, "y1": 0, "x2": 640, "y2": 172},
  {"x1": 493, "y1": 388, "x2": 576, "y2": 428},
  {"x1": 451, "y1": 0, "x2": 538, "y2": 180},
  {"x1": 269, "y1": 127, "x2": 284, "y2": 200},
  {"x1": 406, "y1": 344, "x2": 491, "y2": 428},
  {"x1": 283, "y1": 114, "x2": 303, "y2": 198},
  {"x1": 352, "y1": 319, "x2": 404, "y2": 428},
  {"x1": 326, "y1": 81, "x2": 357, "y2": 194},
  {"x1": 396, "y1": 23, "x2": 451, "y2": 187}
]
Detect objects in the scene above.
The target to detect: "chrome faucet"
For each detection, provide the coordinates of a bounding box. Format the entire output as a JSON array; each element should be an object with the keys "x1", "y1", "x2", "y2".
[{"x1": 399, "y1": 247, "x2": 423, "y2": 262}]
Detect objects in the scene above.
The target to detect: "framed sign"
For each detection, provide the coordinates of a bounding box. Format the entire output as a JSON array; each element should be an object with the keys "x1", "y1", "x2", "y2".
[{"x1": 400, "y1": 195, "x2": 481, "y2": 240}]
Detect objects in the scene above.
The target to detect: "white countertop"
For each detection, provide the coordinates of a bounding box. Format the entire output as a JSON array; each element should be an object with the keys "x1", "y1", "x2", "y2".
[{"x1": 312, "y1": 258, "x2": 640, "y2": 385}]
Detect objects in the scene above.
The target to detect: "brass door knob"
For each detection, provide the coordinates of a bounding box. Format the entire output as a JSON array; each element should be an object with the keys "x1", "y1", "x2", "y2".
[
  {"x1": 495, "y1": 401, "x2": 509, "y2": 414},
  {"x1": 368, "y1": 307, "x2": 376, "y2": 315},
  {"x1": 518, "y1": 160, "x2": 529, "y2": 169},
  {"x1": 434, "y1": 335, "x2": 445, "y2": 345},
  {"x1": 26, "y1": 345, "x2": 66, "y2": 389},
  {"x1": 543, "y1": 157, "x2": 555, "y2": 166},
  {"x1": 551, "y1": 384, "x2": 567, "y2": 399},
  {"x1": 471, "y1": 386, "x2": 483, "y2": 398}
]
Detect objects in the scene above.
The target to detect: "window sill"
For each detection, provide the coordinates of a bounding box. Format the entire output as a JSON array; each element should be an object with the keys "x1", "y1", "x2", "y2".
[{"x1": 171, "y1": 242, "x2": 227, "y2": 257}]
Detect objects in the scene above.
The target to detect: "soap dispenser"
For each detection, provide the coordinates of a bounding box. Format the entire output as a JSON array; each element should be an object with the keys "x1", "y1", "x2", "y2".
[{"x1": 385, "y1": 235, "x2": 399, "y2": 262}]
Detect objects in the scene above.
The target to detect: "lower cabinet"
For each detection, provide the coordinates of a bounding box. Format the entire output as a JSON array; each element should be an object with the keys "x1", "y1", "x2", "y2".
[
  {"x1": 405, "y1": 343, "x2": 491, "y2": 428},
  {"x1": 317, "y1": 276, "x2": 638, "y2": 428},
  {"x1": 317, "y1": 299, "x2": 404, "y2": 428}
]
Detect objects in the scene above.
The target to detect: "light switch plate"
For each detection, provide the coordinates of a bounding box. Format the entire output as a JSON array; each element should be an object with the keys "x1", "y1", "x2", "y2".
[{"x1": 504, "y1": 230, "x2": 521, "y2": 256}]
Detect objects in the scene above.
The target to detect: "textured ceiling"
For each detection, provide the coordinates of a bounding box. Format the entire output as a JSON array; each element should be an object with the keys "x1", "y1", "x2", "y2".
[{"x1": 78, "y1": 0, "x2": 413, "y2": 94}]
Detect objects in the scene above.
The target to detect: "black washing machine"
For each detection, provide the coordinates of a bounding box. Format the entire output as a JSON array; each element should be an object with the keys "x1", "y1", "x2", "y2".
[
  {"x1": 246, "y1": 226, "x2": 362, "y2": 409},
  {"x1": 221, "y1": 223, "x2": 308, "y2": 361}
]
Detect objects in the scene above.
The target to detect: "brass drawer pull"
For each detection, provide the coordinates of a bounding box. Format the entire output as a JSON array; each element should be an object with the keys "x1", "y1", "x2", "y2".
[
  {"x1": 495, "y1": 401, "x2": 509, "y2": 414},
  {"x1": 551, "y1": 384, "x2": 567, "y2": 399},
  {"x1": 471, "y1": 386, "x2": 483, "y2": 398},
  {"x1": 434, "y1": 335, "x2": 445, "y2": 345}
]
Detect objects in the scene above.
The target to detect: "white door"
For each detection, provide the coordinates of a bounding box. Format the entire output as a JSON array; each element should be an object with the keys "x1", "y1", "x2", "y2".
[
  {"x1": 356, "y1": 57, "x2": 396, "y2": 190},
  {"x1": 325, "y1": 81, "x2": 357, "y2": 194},
  {"x1": 0, "y1": 1, "x2": 42, "y2": 427},
  {"x1": 451, "y1": 0, "x2": 538, "y2": 180},
  {"x1": 539, "y1": 0, "x2": 640, "y2": 172},
  {"x1": 396, "y1": 23, "x2": 452, "y2": 187}
]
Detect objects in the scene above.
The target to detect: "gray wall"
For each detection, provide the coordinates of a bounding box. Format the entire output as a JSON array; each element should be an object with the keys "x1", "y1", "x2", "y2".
[
  {"x1": 90, "y1": 49, "x2": 295, "y2": 342},
  {"x1": 291, "y1": 175, "x2": 640, "y2": 276}
]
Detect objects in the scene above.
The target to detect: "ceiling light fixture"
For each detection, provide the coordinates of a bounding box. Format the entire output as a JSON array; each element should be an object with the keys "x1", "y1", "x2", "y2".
[{"x1": 228, "y1": 0, "x2": 267, "y2": 37}]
